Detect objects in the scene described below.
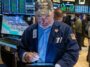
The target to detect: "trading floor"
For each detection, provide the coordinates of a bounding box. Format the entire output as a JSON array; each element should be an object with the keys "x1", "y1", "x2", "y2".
[{"x1": 74, "y1": 37, "x2": 89, "y2": 67}]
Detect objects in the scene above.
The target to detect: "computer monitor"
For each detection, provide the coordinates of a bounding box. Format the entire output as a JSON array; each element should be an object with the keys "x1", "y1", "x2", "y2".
[
  {"x1": 1, "y1": 15, "x2": 29, "y2": 36},
  {"x1": 89, "y1": 6, "x2": 90, "y2": 14},
  {"x1": 75, "y1": 5, "x2": 88, "y2": 13},
  {"x1": 52, "y1": 0, "x2": 60, "y2": 3},
  {"x1": 62, "y1": 0, "x2": 75, "y2": 2},
  {"x1": 60, "y1": 2, "x2": 75, "y2": 13},
  {"x1": 0, "y1": 0, "x2": 2, "y2": 14},
  {"x1": 53, "y1": 3, "x2": 60, "y2": 9}
]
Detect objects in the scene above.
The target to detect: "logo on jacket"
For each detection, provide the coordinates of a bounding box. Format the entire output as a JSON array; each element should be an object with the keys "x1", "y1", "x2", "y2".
[
  {"x1": 33, "y1": 29, "x2": 37, "y2": 38},
  {"x1": 56, "y1": 37, "x2": 63, "y2": 43}
]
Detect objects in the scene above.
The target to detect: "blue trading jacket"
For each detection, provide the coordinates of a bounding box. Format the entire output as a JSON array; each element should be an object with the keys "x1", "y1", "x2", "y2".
[{"x1": 17, "y1": 21, "x2": 79, "y2": 67}]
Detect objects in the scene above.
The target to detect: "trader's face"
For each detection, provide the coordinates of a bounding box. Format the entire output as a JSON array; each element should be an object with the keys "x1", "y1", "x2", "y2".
[
  {"x1": 36, "y1": 11, "x2": 54, "y2": 27},
  {"x1": 35, "y1": 1, "x2": 54, "y2": 28}
]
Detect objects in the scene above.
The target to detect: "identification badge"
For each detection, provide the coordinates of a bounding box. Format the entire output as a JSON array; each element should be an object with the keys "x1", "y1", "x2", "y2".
[{"x1": 33, "y1": 29, "x2": 37, "y2": 39}]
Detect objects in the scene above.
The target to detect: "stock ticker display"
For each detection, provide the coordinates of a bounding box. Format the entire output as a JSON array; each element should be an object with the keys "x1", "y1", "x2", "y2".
[
  {"x1": 53, "y1": 3, "x2": 60, "y2": 9},
  {"x1": 60, "y1": 2, "x2": 75, "y2": 13},
  {"x1": 10, "y1": 0, "x2": 18, "y2": 14},
  {"x1": 2, "y1": 0, "x2": 35, "y2": 15},
  {"x1": 53, "y1": 0, "x2": 60, "y2": 3},
  {"x1": 53, "y1": 2, "x2": 89, "y2": 14},
  {"x1": 0, "y1": 0, "x2": 1, "y2": 14},
  {"x1": 75, "y1": 5, "x2": 89, "y2": 13},
  {"x1": 2, "y1": 0, "x2": 11, "y2": 14},
  {"x1": 18, "y1": 0, "x2": 25, "y2": 14},
  {"x1": 0, "y1": 0, "x2": 90, "y2": 15},
  {"x1": 89, "y1": 6, "x2": 90, "y2": 14}
]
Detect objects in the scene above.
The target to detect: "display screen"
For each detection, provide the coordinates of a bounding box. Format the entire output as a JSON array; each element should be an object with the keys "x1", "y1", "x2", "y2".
[
  {"x1": 75, "y1": 5, "x2": 88, "y2": 13},
  {"x1": 62, "y1": 0, "x2": 75, "y2": 2},
  {"x1": 89, "y1": 6, "x2": 90, "y2": 14},
  {"x1": 2, "y1": 0, "x2": 11, "y2": 14},
  {"x1": 11, "y1": 0, "x2": 18, "y2": 14},
  {"x1": 53, "y1": 3, "x2": 60, "y2": 9},
  {"x1": 60, "y1": 2, "x2": 75, "y2": 13},
  {"x1": 25, "y1": 0, "x2": 35, "y2": 15},
  {"x1": 2, "y1": 0, "x2": 19, "y2": 14},
  {"x1": 2, "y1": 0, "x2": 35, "y2": 15},
  {"x1": 1, "y1": 15, "x2": 29, "y2": 36},
  {"x1": 18, "y1": 0, "x2": 25, "y2": 14},
  {"x1": 53, "y1": 0, "x2": 60, "y2": 3},
  {"x1": 0, "y1": 0, "x2": 2, "y2": 14}
]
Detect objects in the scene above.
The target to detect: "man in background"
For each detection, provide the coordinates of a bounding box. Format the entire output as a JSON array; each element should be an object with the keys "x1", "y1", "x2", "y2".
[
  {"x1": 74, "y1": 14, "x2": 82, "y2": 50},
  {"x1": 54, "y1": 8, "x2": 63, "y2": 22}
]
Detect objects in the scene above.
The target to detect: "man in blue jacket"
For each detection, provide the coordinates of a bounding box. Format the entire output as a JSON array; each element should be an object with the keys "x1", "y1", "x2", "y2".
[{"x1": 17, "y1": 0, "x2": 79, "y2": 67}]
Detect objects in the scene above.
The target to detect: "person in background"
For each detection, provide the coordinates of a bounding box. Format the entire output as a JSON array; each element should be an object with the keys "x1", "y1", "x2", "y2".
[
  {"x1": 70, "y1": 14, "x2": 76, "y2": 34},
  {"x1": 17, "y1": 0, "x2": 79, "y2": 67},
  {"x1": 82, "y1": 14, "x2": 88, "y2": 47},
  {"x1": 64, "y1": 15, "x2": 72, "y2": 26},
  {"x1": 86, "y1": 16, "x2": 90, "y2": 67},
  {"x1": 62, "y1": 13, "x2": 67, "y2": 23},
  {"x1": 74, "y1": 14, "x2": 82, "y2": 50},
  {"x1": 54, "y1": 8, "x2": 63, "y2": 22}
]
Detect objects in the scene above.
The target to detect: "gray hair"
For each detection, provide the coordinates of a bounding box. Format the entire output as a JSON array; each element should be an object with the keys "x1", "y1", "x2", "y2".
[
  {"x1": 35, "y1": 0, "x2": 53, "y2": 11},
  {"x1": 35, "y1": 0, "x2": 53, "y2": 16}
]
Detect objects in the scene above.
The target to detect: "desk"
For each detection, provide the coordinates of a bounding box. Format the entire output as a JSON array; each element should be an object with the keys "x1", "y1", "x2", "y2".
[{"x1": 0, "y1": 41, "x2": 17, "y2": 49}]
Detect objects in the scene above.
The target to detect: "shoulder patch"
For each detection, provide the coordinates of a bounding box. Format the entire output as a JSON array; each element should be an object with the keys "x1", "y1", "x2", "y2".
[{"x1": 70, "y1": 34, "x2": 76, "y2": 40}]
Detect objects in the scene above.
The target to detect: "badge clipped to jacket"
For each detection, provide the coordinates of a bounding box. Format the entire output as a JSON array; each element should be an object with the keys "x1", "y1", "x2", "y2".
[{"x1": 33, "y1": 29, "x2": 37, "y2": 39}]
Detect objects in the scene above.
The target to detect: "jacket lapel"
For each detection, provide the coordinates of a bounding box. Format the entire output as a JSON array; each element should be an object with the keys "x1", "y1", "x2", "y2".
[{"x1": 32, "y1": 24, "x2": 38, "y2": 52}]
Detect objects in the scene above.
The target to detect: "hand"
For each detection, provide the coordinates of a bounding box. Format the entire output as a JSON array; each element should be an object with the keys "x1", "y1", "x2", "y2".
[
  {"x1": 55, "y1": 64, "x2": 61, "y2": 67},
  {"x1": 24, "y1": 52, "x2": 39, "y2": 63}
]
